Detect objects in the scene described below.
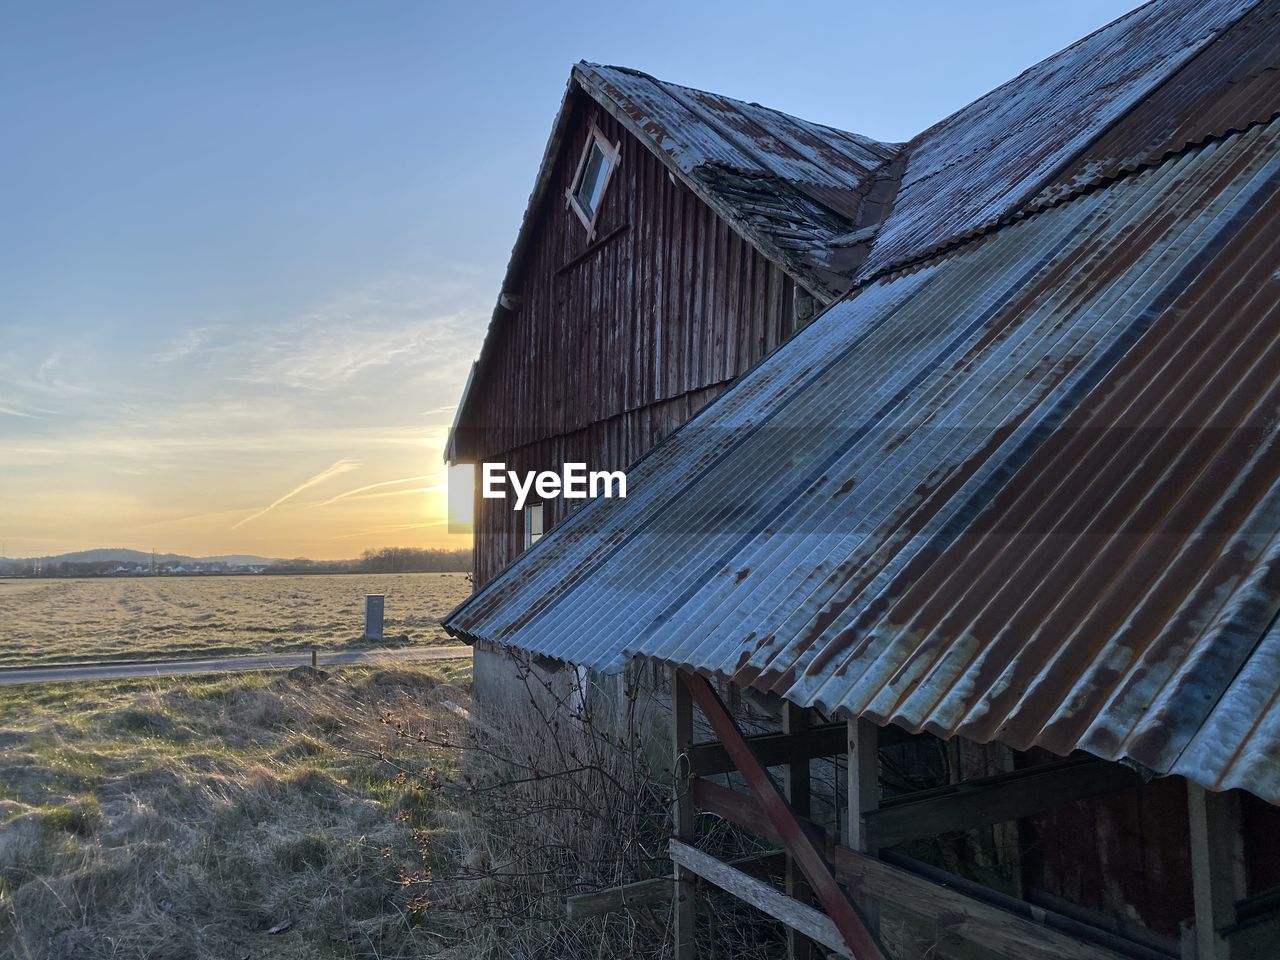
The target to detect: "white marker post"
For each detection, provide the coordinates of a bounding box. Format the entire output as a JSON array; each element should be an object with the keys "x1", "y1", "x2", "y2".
[{"x1": 364, "y1": 595, "x2": 385, "y2": 641}]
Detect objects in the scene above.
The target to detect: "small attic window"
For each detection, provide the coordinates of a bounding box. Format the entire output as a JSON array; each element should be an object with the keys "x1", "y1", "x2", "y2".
[{"x1": 567, "y1": 126, "x2": 620, "y2": 234}]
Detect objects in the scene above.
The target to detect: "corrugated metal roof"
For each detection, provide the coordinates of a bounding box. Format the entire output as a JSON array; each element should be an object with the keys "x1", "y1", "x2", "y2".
[
  {"x1": 1034, "y1": 0, "x2": 1280, "y2": 207},
  {"x1": 446, "y1": 118, "x2": 1280, "y2": 802},
  {"x1": 575, "y1": 63, "x2": 902, "y2": 299},
  {"x1": 576, "y1": 63, "x2": 896, "y2": 192},
  {"x1": 856, "y1": 0, "x2": 1260, "y2": 281}
]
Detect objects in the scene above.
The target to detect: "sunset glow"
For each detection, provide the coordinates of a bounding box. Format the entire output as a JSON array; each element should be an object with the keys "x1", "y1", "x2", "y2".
[{"x1": 0, "y1": 0, "x2": 1143, "y2": 560}]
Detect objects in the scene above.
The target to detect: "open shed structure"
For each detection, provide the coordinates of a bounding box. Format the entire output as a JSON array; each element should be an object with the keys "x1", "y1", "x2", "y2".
[{"x1": 445, "y1": 1, "x2": 1280, "y2": 956}]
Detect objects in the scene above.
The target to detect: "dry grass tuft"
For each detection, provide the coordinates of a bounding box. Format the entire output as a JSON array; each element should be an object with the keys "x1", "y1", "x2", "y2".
[{"x1": 0, "y1": 660, "x2": 470, "y2": 959}]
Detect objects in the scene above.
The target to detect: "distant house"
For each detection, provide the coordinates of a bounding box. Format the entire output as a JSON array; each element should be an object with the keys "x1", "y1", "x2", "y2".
[{"x1": 446, "y1": 1, "x2": 1280, "y2": 957}]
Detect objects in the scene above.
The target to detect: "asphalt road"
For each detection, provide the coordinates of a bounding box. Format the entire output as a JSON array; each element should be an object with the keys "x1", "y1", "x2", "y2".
[{"x1": 0, "y1": 645, "x2": 472, "y2": 686}]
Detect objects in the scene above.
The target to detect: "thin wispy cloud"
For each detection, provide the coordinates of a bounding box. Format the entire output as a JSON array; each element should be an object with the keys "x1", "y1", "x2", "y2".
[
  {"x1": 325, "y1": 485, "x2": 445, "y2": 505},
  {"x1": 308, "y1": 474, "x2": 439, "y2": 508},
  {"x1": 232, "y1": 458, "x2": 363, "y2": 529},
  {"x1": 151, "y1": 326, "x2": 221, "y2": 364}
]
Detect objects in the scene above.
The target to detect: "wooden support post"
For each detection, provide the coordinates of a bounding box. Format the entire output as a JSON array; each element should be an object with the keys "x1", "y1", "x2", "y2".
[
  {"x1": 784, "y1": 702, "x2": 813, "y2": 960},
  {"x1": 672, "y1": 667, "x2": 696, "y2": 960},
  {"x1": 1187, "y1": 784, "x2": 1246, "y2": 960},
  {"x1": 847, "y1": 717, "x2": 880, "y2": 933},
  {"x1": 846, "y1": 718, "x2": 878, "y2": 851}
]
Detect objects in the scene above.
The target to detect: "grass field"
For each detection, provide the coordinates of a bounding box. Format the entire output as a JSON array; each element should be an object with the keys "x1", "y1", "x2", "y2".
[
  {"x1": 0, "y1": 573, "x2": 470, "y2": 668},
  {"x1": 0, "y1": 658, "x2": 471, "y2": 959}
]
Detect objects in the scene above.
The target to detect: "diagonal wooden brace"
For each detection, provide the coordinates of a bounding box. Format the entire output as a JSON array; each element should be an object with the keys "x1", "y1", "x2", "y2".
[{"x1": 675, "y1": 668, "x2": 887, "y2": 960}]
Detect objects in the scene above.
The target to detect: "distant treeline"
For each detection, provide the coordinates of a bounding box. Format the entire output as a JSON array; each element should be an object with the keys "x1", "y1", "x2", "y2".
[
  {"x1": 0, "y1": 547, "x2": 471, "y2": 579},
  {"x1": 267, "y1": 548, "x2": 471, "y2": 575}
]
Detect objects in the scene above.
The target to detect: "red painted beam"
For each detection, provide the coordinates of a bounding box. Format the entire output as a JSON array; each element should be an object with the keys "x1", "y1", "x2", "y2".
[{"x1": 676, "y1": 668, "x2": 887, "y2": 960}]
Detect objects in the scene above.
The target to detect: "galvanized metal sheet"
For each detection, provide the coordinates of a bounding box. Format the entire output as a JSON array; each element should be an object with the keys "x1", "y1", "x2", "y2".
[
  {"x1": 1034, "y1": 0, "x2": 1280, "y2": 207},
  {"x1": 446, "y1": 119, "x2": 1280, "y2": 803},
  {"x1": 576, "y1": 63, "x2": 902, "y2": 298},
  {"x1": 857, "y1": 0, "x2": 1259, "y2": 281}
]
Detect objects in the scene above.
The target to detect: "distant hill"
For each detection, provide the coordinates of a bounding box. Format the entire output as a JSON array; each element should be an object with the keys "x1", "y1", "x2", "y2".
[
  {"x1": 0, "y1": 547, "x2": 469, "y2": 577},
  {"x1": 16, "y1": 549, "x2": 278, "y2": 567},
  {"x1": 192, "y1": 554, "x2": 279, "y2": 567}
]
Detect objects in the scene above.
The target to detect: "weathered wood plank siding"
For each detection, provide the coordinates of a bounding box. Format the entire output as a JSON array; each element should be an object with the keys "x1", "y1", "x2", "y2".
[
  {"x1": 464, "y1": 96, "x2": 808, "y2": 587},
  {"x1": 472, "y1": 384, "x2": 724, "y2": 588}
]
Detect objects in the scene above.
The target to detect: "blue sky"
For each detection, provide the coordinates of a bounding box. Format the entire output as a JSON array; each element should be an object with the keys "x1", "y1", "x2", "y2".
[{"x1": 0, "y1": 0, "x2": 1145, "y2": 558}]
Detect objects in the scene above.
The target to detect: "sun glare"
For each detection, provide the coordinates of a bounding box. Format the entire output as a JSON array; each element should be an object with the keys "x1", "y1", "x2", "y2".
[{"x1": 447, "y1": 463, "x2": 475, "y2": 533}]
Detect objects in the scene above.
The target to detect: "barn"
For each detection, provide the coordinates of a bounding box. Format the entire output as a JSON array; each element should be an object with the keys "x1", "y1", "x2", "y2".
[{"x1": 444, "y1": 0, "x2": 1280, "y2": 956}]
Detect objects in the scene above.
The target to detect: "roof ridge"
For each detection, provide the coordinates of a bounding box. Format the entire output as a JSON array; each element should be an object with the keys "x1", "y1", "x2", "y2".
[
  {"x1": 902, "y1": 0, "x2": 1173, "y2": 155},
  {"x1": 578, "y1": 61, "x2": 899, "y2": 156},
  {"x1": 857, "y1": 112, "x2": 1280, "y2": 288}
]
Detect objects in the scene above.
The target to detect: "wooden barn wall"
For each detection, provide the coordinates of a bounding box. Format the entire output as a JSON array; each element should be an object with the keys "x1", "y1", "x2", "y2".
[
  {"x1": 1021, "y1": 766, "x2": 1193, "y2": 942},
  {"x1": 460, "y1": 96, "x2": 803, "y2": 461},
  {"x1": 472, "y1": 384, "x2": 724, "y2": 588},
  {"x1": 464, "y1": 94, "x2": 807, "y2": 586}
]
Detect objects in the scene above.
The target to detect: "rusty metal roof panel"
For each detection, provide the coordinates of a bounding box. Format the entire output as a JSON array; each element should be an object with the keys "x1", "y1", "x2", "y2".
[
  {"x1": 1033, "y1": 0, "x2": 1280, "y2": 207},
  {"x1": 446, "y1": 118, "x2": 1280, "y2": 802},
  {"x1": 856, "y1": 0, "x2": 1261, "y2": 281},
  {"x1": 575, "y1": 63, "x2": 903, "y2": 298},
  {"x1": 576, "y1": 63, "x2": 897, "y2": 191}
]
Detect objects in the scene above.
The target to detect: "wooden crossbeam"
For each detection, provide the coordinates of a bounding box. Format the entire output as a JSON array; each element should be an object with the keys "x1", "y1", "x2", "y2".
[
  {"x1": 670, "y1": 840, "x2": 853, "y2": 958},
  {"x1": 689, "y1": 720, "x2": 918, "y2": 777},
  {"x1": 566, "y1": 877, "x2": 671, "y2": 919},
  {"x1": 692, "y1": 777, "x2": 829, "y2": 852},
  {"x1": 687, "y1": 721, "x2": 849, "y2": 776},
  {"x1": 866, "y1": 757, "x2": 1142, "y2": 850},
  {"x1": 675, "y1": 669, "x2": 885, "y2": 960}
]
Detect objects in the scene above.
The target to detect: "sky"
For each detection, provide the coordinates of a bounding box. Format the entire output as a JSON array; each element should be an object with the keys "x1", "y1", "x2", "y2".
[{"x1": 0, "y1": 0, "x2": 1146, "y2": 560}]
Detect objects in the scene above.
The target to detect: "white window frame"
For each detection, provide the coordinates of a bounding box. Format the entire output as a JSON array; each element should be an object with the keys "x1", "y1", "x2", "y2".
[
  {"x1": 523, "y1": 502, "x2": 545, "y2": 550},
  {"x1": 566, "y1": 123, "x2": 621, "y2": 239}
]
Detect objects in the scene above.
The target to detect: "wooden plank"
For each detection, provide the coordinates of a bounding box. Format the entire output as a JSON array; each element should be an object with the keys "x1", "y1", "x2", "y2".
[
  {"x1": 866, "y1": 757, "x2": 1143, "y2": 850},
  {"x1": 677, "y1": 670, "x2": 885, "y2": 960},
  {"x1": 784, "y1": 703, "x2": 814, "y2": 960},
  {"x1": 672, "y1": 667, "x2": 696, "y2": 960},
  {"x1": 566, "y1": 877, "x2": 671, "y2": 920},
  {"x1": 1188, "y1": 784, "x2": 1247, "y2": 960},
  {"x1": 848, "y1": 718, "x2": 880, "y2": 934},
  {"x1": 693, "y1": 777, "x2": 826, "y2": 846},
  {"x1": 688, "y1": 721, "x2": 849, "y2": 776},
  {"x1": 834, "y1": 847, "x2": 1132, "y2": 960},
  {"x1": 670, "y1": 840, "x2": 852, "y2": 959},
  {"x1": 848, "y1": 718, "x2": 879, "y2": 853}
]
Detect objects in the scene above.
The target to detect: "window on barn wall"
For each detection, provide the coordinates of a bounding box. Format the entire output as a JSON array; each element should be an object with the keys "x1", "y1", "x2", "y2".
[
  {"x1": 523, "y1": 502, "x2": 545, "y2": 549},
  {"x1": 567, "y1": 124, "x2": 620, "y2": 236}
]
